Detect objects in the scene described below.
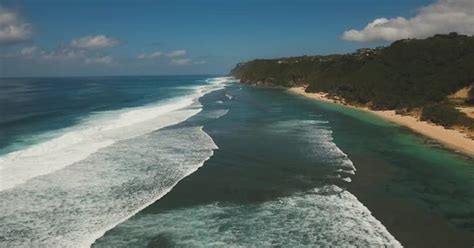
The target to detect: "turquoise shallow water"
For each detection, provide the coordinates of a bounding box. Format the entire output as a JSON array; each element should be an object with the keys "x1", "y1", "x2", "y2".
[
  {"x1": 293, "y1": 93, "x2": 474, "y2": 246},
  {"x1": 94, "y1": 84, "x2": 400, "y2": 247},
  {"x1": 95, "y1": 84, "x2": 474, "y2": 247},
  {"x1": 1, "y1": 77, "x2": 473, "y2": 247},
  {"x1": 309, "y1": 96, "x2": 474, "y2": 232}
]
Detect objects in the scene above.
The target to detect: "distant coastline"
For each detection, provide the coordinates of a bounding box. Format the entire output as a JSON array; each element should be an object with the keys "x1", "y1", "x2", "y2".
[
  {"x1": 230, "y1": 34, "x2": 474, "y2": 157},
  {"x1": 230, "y1": 34, "x2": 474, "y2": 145},
  {"x1": 288, "y1": 86, "x2": 474, "y2": 157}
]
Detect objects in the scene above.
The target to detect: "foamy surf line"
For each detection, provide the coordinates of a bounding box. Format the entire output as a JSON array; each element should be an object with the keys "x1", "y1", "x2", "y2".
[
  {"x1": 0, "y1": 98, "x2": 196, "y2": 191},
  {"x1": 0, "y1": 77, "x2": 230, "y2": 191},
  {"x1": 87, "y1": 78, "x2": 232, "y2": 247},
  {"x1": 93, "y1": 185, "x2": 401, "y2": 247},
  {"x1": 0, "y1": 125, "x2": 221, "y2": 247},
  {"x1": 86, "y1": 130, "x2": 217, "y2": 248},
  {"x1": 0, "y1": 77, "x2": 231, "y2": 247}
]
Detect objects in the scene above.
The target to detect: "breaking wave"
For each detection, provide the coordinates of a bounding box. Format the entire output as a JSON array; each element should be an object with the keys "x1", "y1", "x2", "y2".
[{"x1": 0, "y1": 77, "x2": 231, "y2": 247}]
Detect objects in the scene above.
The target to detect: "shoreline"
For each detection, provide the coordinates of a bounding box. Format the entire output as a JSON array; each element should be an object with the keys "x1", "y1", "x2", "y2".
[
  {"x1": 94, "y1": 83, "x2": 474, "y2": 247},
  {"x1": 288, "y1": 87, "x2": 474, "y2": 157}
]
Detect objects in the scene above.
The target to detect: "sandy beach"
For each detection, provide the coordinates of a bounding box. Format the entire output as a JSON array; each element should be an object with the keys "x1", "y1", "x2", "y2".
[{"x1": 289, "y1": 87, "x2": 474, "y2": 157}]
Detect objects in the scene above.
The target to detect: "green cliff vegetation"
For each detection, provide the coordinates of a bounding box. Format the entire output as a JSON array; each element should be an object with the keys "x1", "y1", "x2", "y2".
[
  {"x1": 421, "y1": 103, "x2": 473, "y2": 128},
  {"x1": 231, "y1": 33, "x2": 474, "y2": 130}
]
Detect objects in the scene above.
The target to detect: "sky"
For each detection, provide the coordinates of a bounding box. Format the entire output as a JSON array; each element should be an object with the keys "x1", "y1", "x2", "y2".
[{"x1": 1, "y1": 0, "x2": 473, "y2": 77}]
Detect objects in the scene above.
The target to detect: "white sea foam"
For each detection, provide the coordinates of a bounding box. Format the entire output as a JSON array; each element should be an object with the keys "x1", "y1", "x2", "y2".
[
  {"x1": 207, "y1": 76, "x2": 235, "y2": 85},
  {"x1": 342, "y1": 177, "x2": 352, "y2": 182},
  {"x1": 0, "y1": 78, "x2": 227, "y2": 191},
  {"x1": 93, "y1": 185, "x2": 401, "y2": 247},
  {"x1": 0, "y1": 78, "x2": 400, "y2": 247},
  {"x1": 204, "y1": 109, "x2": 229, "y2": 119},
  {"x1": 0, "y1": 77, "x2": 232, "y2": 247},
  {"x1": 270, "y1": 119, "x2": 356, "y2": 176},
  {"x1": 93, "y1": 87, "x2": 400, "y2": 248},
  {"x1": 0, "y1": 125, "x2": 219, "y2": 247}
]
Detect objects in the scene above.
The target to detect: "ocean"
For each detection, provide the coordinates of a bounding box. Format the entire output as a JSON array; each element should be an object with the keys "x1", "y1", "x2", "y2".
[{"x1": 1, "y1": 76, "x2": 473, "y2": 247}]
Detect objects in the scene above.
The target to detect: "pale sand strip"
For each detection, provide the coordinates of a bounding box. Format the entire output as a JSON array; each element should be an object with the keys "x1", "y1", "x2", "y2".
[{"x1": 289, "y1": 87, "x2": 474, "y2": 157}]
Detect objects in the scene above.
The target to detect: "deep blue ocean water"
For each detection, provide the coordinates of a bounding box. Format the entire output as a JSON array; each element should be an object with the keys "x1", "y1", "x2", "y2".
[
  {"x1": 1, "y1": 76, "x2": 473, "y2": 247},
  {"x1": 0, "y1": 76, "x2": 211, "y2": 156}
]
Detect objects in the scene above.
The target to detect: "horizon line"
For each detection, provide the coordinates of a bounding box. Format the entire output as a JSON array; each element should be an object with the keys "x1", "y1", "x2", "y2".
[{"x1": 0, "y1": 73, "x2": 224, "y2": 80}]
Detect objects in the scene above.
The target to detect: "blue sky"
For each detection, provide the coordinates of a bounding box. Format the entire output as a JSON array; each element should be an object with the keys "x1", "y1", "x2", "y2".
[{"x1": 2, "y1": 0, "x2": 472, "y2": 77}]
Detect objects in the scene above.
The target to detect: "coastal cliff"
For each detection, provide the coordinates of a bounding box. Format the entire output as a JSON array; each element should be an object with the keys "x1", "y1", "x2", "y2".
[{"x1": 230, "y1": 33, "x2": 474, "y2": 137}]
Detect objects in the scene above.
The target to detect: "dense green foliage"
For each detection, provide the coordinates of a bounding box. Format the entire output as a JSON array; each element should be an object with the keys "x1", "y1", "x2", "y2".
[
  {"x1": 231, "y1": 33, "x2": 474, "y2": 110},
  {"x1": 421, "y1": 103, "x2": 474, "y2": 128},
  {"x1": 231, "y1": 33, "x2": 474, "y2": 129}
]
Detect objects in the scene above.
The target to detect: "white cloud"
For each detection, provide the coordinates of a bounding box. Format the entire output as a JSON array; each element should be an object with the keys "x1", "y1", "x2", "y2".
[
  {"x1": 137, "y1": 49, "x2": 192, "y2": 64},
  {"x1": 85, "y1": 55, "x2": 114, "y2": 65},
  {"x1": 0, "y1": 7, "x2": 32, "y2": 44},
  {"x1": 166, "y1": 49, "x2": 187, "y2": 58},
  {"x1": 70, "y1": 35, "x2": 120, "y2": 49},
  {"x1": 16, "y1": 45, "x2": 116, "y2": 66},
  {"x1": 41, "y1": 48, "x2": 85, "y2": 60},
  {"x1": 137, "y1": 50, "x2": 162, "y2": 59},
  {"x1": 17, "y1": 46, "x2": 85, "y2": 60},
  {"x1": 20, "y1": 46, "x2": 38, "y2": 56},
  {"x1": 171, "y1": 58, "x2": 192, "y2": 65},
  {"x1": 342, "y1": 0, "x2": 474, "y2": 42},
  {"x1": 193, "y1": 60, "x2": 207, "y2": 65}
]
